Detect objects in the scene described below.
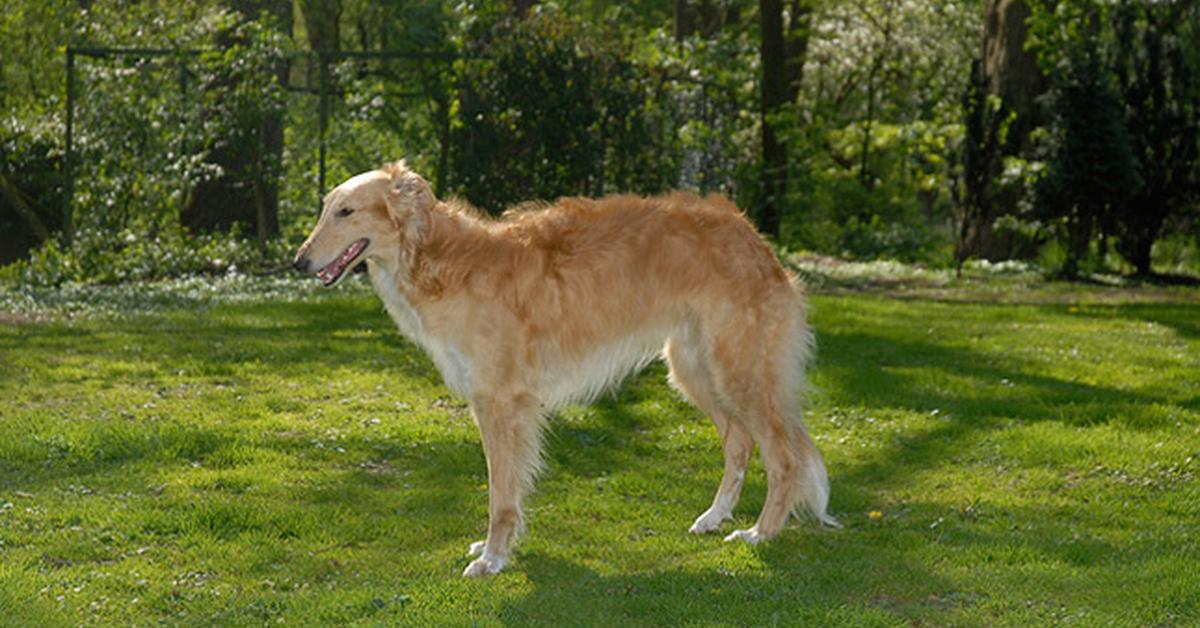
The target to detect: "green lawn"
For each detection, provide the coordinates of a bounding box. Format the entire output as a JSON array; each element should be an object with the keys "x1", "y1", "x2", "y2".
[{"x1": 1, "y1": 279, "x2": 1198, "y2": 626}]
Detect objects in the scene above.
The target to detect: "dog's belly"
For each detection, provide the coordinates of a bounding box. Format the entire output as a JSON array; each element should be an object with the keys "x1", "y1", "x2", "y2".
[
  {"x1": 370, "y1": 263, "x2": 683, "y2": 405},
  {"x1": 536, "y1": 327, "x2": 672, "y2": 409}
]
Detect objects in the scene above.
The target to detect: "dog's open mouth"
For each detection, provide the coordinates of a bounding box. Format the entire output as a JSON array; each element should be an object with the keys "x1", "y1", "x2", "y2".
[{"x1": 317, "y1": 238, "x2": 369, "y2": 286}]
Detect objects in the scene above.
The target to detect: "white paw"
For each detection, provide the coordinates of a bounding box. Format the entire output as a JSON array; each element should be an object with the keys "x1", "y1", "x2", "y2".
[
  {"x1": 723, "y1": 527, "x2": 766, "y2": 544},
  {"x1": 689, "y1": 508, "x2": 731, "y2": 534},
  {"x1": 462, "y1": 553, "x2": 507, "y2": 577},
  {"x1": 467, "y1": 540, "x2": 487, "y2": 557}
]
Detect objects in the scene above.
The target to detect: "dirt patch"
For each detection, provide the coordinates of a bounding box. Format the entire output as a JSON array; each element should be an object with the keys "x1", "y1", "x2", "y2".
[
  {"x1": 823, "y1": 283, "x2": 1200, "y2": 305},
  {"x1": 0, "y1": 311, "x2": 37, "y2": 326}
]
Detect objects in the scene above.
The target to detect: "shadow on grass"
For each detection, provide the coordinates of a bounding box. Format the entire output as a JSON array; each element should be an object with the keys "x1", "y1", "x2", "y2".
[
  {"x1": 1075, "y1": 302, "x2": 1200, "y2": 341},
  {"x1": 0, "y1": 418, "x2": 489, "y2": 565},
  {"x1": 544, "y1": 394, "x2": 668, "y2": 480},
  {"x1": 496, "y1": 482, "x2": 1196, "y2": 627},
  {"x1": 498, "y1": 549, "x2": 937, "y2": 625},
  {"x1": 815, "y1": 326, "x2": 1172, "y2": 487},
  {"x1": 0, "y1": 298, "x2": 444, "y2": 387}
]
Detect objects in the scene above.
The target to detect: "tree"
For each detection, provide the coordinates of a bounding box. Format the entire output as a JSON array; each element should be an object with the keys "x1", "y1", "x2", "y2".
[
  {"x1": 959, "y1": 0, "x2": 1047, "y2": 261},
  {"x1": 179, "y1": 0, "x2": 291, "y2": 247},
  {"x1": 758, "y1": 0, "x2": 811, "y2": 239},
  {"x1": 1111, "y1": 1, "x2": 1200, "y2": 276},
  {"x1": 1036, "y1": 43, "x2": 1138, "y2": 279},
  {"x1": 448, "y1": 8, "x2": 679, "y2": 212},
  {"x1": 298, "y1": 0, "x2": 341, "y2": 52},
  {"x1": 957, "y1": 59, "x2": 1002, "y2": 271},
  {"x1": 674, "y1": 0, "x2": 743, "y2": 41}
]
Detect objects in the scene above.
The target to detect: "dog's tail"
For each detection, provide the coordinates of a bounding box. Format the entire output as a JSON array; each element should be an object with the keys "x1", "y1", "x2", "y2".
[
  {"x1": 782, "y1": 284, "x2": 841, "y2": 529},
  {"x1": 793, "y1": 425, "x2": 839, "y2": 528}
]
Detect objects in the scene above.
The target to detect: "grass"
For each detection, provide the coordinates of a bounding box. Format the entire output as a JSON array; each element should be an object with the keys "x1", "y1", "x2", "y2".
[{"x1": 1, "y1": 274, "x2": 1198, "y2": 626}]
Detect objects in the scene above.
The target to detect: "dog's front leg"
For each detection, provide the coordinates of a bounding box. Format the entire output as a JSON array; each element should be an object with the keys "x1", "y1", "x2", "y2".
[{"x1": 463, "y1": 392, "x2": 544, "y2": 577}]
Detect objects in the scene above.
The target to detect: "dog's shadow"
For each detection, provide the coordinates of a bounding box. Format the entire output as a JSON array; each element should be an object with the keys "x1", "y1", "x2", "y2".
[
  {"x1": 498, "y1": 543, "x2": 941, "y2": 625},
  {"x1": 499, "y1": 483, "x2": 1129, "y2": 626}
]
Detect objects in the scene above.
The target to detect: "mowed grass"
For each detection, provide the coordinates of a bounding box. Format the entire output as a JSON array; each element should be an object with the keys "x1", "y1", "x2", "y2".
[{"x1": 1, "y1": 282, "x2": 1198, "y2": 626}]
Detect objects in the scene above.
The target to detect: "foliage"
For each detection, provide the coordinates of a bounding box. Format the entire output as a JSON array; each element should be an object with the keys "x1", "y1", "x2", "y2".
[
  {"x1": 0, "y1": 115, "x2": 67, "y2": 263},
  {"x1": 1, "y1": 0, "x2": 1197, "y2": 283},
  {"x1": 1, "y1": 283, "x2": 1198, "y2": 624},
  {"x1": 65, "y1": 1, "x2": 228, "y2": 235},
  {"x1": 181, "y1": 14, "x2": 293, "y2": 238},
  {"x1": 448, "y1": 6, "x2": 681, "y2": 212},
  {"x1": 789, "y1": 118, "x2": 960, "y2": 262},
  {"x1": 0, "y1": 0, "x2": 76, "y2": 119},
  {"x1": 1, "y1": 3, "x2": 301, "y2": 286},
  {"x1": 1110, "y1": 1, "x2": 1200, "y2": 276},
  {"x1": 636, "y1": 22, "x2": 759, "y2": 199},
  {"x1": 310, "y1": 1, "x2": 458, "y2": 192},
  {"x1": 782, "y1": 0, "x2": 981, "y2": 261},
  {"x1": 1034, "y1": 42, "x2": 1138, "y2": 279},
  {"x1": 0, "y1": 223, "x2": 292, "y2": 287},
  {"x1": 1023, "y1": 0, "x2": 1200, "y2": 278}
]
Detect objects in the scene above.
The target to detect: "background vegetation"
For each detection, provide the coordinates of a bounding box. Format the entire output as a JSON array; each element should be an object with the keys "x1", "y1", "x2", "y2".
[{"x1": 2, "y1": 0, "x2": 1198, "y2": 285}]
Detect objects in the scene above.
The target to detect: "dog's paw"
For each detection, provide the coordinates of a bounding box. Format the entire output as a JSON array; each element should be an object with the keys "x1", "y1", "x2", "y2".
[
  {"x1": 462, "y1": 553, "x2": 507, "y2": 578},
  {"x1": 467, "y1": 540, "x2": 487, "y2": 557},
  {"x1": 723, "y1": 527, "x2": 766, "y2": 544},
  {"x1": 688, "y1": 508, "x2": 731, "y2": 534}
]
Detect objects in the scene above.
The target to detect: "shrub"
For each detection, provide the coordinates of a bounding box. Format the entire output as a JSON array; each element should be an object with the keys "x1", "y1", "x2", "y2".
[
  {"x1": 0, "y1": 225, "x2": 290, "y2": 287},
  {"x1": 448, "y1": 6, "x2": 680, "y2": 212},
  {"x1": 0, "y1": 115, "x2": 67, "y2": 265}
]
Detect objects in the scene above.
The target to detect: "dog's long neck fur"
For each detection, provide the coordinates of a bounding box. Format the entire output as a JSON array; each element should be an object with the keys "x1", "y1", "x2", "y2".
[
  {"x1": 376, "y1": 200, "x2": 500, "y2": 301},
  {"x1": 366, "y1": 201, "x2": 495, "y2": 396}
]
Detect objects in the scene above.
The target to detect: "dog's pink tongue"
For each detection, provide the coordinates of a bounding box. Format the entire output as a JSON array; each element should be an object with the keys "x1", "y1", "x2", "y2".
[
  {"x1": 318, "y1": 257, "x2": 345, "y2": 284},
  {"x1": 316, "y1": 239, "x2": 366, "y2": 285}
]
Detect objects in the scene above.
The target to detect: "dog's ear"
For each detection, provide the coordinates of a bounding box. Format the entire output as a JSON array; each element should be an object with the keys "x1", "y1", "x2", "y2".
[{"x1": 384, "y1": 161, "x2": 436, "y2": 220}]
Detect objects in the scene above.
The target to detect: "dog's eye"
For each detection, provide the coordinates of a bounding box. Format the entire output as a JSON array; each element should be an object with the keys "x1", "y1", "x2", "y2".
[{"x1": 336, "y1": 207, "x2": 354, "y2": 218}]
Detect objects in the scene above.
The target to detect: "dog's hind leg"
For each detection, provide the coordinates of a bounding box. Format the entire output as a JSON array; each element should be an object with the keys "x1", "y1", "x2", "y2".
[
  {"x1": 665, "y1": 331, "x2": 753, "y2": 534},
  {"x1": 463, "y1": 391, "x2": 544, "y2": 577},
  {"x1": 707, "y1": 306, "x2": 836, "y2": 544}
]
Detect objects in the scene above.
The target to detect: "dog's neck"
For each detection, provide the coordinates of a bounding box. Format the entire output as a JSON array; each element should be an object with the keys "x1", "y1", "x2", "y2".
[{"x1": 370, "y1": 201, "x2": 492, "y2": 299}]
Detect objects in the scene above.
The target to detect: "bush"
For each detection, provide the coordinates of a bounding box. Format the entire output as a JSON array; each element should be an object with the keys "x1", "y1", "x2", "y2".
[
  {"x1": 782, "y1": 115, "x2": 959, "y2": 264},
  {"x1": 1151, "y1": 234, "x2": 1200, "y2": 277},
  {"x1": 0, "y1": 225, "x2": 290, "y2": 287},
  {"x1": 0, "y1": 115, "x2": 66, "y2": 265},
  {"x1": 448, "y1": 6, "x2": 681, "y2": 212}
]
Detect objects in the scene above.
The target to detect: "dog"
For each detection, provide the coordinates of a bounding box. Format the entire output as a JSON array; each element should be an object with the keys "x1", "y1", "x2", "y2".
[{"x1": 294, "y1": 162, "x2": 838, "y2": 577}]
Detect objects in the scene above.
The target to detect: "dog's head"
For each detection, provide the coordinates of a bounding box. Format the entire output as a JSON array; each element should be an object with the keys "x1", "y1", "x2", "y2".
[{"x1": 293, "y1": 161, "x2": 436, "y2": 286}]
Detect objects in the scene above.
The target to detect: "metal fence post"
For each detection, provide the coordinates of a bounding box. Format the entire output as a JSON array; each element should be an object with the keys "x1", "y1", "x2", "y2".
[
  {"x1": 317, "y1": 50, "x2": 330, "y2": 212},
  {"x1": 64, "y1": 47, "x2": 76, "y2": 245}
]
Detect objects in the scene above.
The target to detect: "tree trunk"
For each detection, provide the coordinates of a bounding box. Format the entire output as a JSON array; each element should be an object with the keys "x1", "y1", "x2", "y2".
[
  {"x1": 674, "y1": 0, "x2": 695, "y2": 41},
  {"x1": 299, "y1": 0, "x2": 341, "y2": 52},
  {"x1": 1130, "y1": 238, "x2": 1153, "y2": 277},
  {"x1": 676, "y1": 1, "x2": 740, "y2": 40},
  {"x1": 510, "y1": 0, "x2": 535, "y2": 18},
  {"x1": 757, "y1": 0, "x2": 811, "y2": 240},
  {"x1": 959, "y1": 0, "x2": 1048, "y2": 260},
  {"x1": 0, "y1": 174, "x2": 51, "y2": 242},
  {"x1": 759, "y1": 0, "x2": 786, "y2": 239},
  {"x1": 983, "y1": 0, "x2": 1045, "y2": 156}
]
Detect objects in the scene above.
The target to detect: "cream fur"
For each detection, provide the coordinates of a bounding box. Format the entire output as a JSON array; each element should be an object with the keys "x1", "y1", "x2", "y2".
[{"x1": 294, "y1": 161, "x2": 839, "y2": 577}]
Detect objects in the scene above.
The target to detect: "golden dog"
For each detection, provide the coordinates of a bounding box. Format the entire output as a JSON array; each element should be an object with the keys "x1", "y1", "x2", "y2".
[{"x1": 294, "y1": 162, "x2": 838, "y2": 577}]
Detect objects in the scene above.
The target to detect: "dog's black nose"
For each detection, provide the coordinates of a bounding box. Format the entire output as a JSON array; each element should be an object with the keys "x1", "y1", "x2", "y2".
[{"x1": 293, "y1": 257, "x2": 311, "y2": 273}]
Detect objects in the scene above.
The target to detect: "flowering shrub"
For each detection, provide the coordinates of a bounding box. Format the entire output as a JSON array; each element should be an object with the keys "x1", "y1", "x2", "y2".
[{"x1": 0, "y1": 225, "x2": 292, "y2": 287}]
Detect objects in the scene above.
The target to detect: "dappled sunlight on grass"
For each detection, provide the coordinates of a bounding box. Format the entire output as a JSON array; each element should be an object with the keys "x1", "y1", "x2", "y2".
[{"x1": 1, "y1": 280, "x2": 1197, "y2": 625}]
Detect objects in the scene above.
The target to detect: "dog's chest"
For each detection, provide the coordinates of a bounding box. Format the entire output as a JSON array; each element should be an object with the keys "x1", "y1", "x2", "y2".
[{"x1": 369, "y1": 267, "x2": 472, "y2": 396}]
